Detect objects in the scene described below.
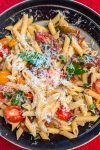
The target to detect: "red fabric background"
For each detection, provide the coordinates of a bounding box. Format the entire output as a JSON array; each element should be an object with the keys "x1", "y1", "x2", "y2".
[{"x1": 0, "y1": 0, "x2": 100, "y2": 150}]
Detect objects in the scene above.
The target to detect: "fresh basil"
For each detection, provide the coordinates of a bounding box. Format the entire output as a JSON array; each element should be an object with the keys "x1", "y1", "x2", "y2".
[
  {"x1": 19, "y1": 51, "x2": 49, "y2": 67},
  {"x1": 4, "y1": 93, "x2": 12, "y2": 100},
  {"x1": 89, "y1": 103, "x2": 96, "y2": 114},
  {"x1": 89, "y1": 103, "x2": 96, "y2": 110},
  {"x1": 66, "y1": 62, "x2": 88, "y2": 79},
  {"x1": 68, "y1": 35, "x2": 72, "y2": 43},
  {"x1": 59, "y1": 55, "x2": 67, "y2": 63},
  {"x1": 11, "y1": 91, "x2": 23, "y2": 105},
  {"x1": 83, "y1": 83, "x2": 91, "y2": 88}
]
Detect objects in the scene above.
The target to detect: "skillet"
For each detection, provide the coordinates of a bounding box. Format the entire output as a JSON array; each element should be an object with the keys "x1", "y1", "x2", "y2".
[{"x1": 0, "y1": 0, "x2": 100, "y2": 149}]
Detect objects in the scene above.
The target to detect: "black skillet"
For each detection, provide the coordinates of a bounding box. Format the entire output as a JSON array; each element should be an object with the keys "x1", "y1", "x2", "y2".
[{"x1": 0, "y1": 0, "x2": 100, "y2": 149}]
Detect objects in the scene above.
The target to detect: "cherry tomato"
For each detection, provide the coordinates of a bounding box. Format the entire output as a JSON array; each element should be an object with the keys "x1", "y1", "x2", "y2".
[
  {"x1": 94, "y1": 80, "x2": 100, "y2": 94},
  {"x1": 56, "y1": 107, "x2": 72, "y2": 121},
  {"x1": 95, "y1": 57, "x2": 100, "y2": 66},
  {"x1": 60, "y1": 71, "x2": 67, "y2": 78},
  {"x1": 0, "y1": 38, "x2": 8, "y2": 45},
  {"x1": 24, "y1": 92, "x2": 33, "y2": 100},
  {"x1": 3, "y1": 45, "x2": 10, "y2": 54},
  {"x1": 0, "y1": 93, "x2": 7, "y2": 103},
  {"x1": 5, "y1": 106, "x2": 24, "y2": 123},
  {"x1": 35, "y1": 32, "x2": 49, "y2": 42},
  {"x1": 0, "y1": 70, "x2": 10, "y2": 85},
  {"x1": 70, "y1": 77, "x2": 76, "y2": 82},
  {"x1": 0, "y1": 52, "x2": 3, "y2": 57}
]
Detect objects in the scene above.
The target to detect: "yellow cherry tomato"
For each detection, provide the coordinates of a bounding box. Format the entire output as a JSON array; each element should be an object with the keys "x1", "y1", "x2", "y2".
[
  {"x1": 17, "y1": 77, "x2": 25, "y2": 84},
  {"x1": 0, "y1": 70, "x2": 10, "y2": 85}
]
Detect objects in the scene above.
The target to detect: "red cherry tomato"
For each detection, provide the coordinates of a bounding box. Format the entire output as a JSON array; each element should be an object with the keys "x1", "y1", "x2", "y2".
[
  {"x1": 60, "y1": 71, "x2": 67, "y2": 78},
  {"x1": 0, "y1": 52, "x2": 3, "y2": 57},
  {"x1": 0, "y1": 93, "x2": 7, "y2": 103},
  {"x1": 56, "y1": 107, "x2": 72, "y2": 121},
  {"x1": 3, "y1": 45, "x2": 10, "y2": 54},
  {"x1": 95, "y1": 57, "x2": 100, "y2": 66},
  {"x1": 70, "y1": 77, "x2": 76, "y2": 83},
  {"x1": 5, "y1": 106, "x2": 24, "y2": 123},
  {"x1": 94, "y1": 80, "x2": 100, "y2": 94},
  {"x1": 35, "y1": 32, "x2": 49, "y2": 42},
  {"x1": 24, "y1": 92, "x2": 33, "y2": 100}
]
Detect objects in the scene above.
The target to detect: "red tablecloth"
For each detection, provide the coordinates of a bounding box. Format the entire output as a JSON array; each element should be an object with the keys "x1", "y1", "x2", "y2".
[{"x1": 0, "y1": 0, "x2": 100, "y2": 150}]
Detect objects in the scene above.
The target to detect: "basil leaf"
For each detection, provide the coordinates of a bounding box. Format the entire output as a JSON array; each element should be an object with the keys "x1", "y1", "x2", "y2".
[
  {"x1": 68, "y1": 35, "x2": 72, "y2": 43},
  {"x1": 19, "y1": 51, "x2": 49, "y2": 67},
  {"x1": 89, "y1": 103, "x2": 96, "y2": 114},
  {"x1": 78, "y1": 54, "x2": 95, "y2": 64},
  {"x1": 89, "y1": 103, "x2": 96, "y2": 110},
  {"x1": 59, "y1": 55, "x2": 67, "y2": 63},
  {"x1": 66, "y1": 62, "x2": 88, "y2": 79},
  {"x1": 11, "y1": 91, "x2": 23, "y2": 105},
  {"x1": 83, "y1": 83, "x2": 91, "y2": 88},
  {"x1": 4, "y1": 93, "x2": 12, "y2": 100}
]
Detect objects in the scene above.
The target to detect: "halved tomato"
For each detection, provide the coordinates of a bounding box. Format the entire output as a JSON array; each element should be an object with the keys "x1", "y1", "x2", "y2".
[
  {"x1": 24, "y1": 92, "x2": 33, "y2": 100},
  {"x1": 3, "y1": 45, "x2": 10, "y2": 54},
  {"x1": 0, "y1": 93, "x2": 7, "y2": 103},
  {"x1": 5, "y1": 106, "x2": 24, "y2": 123},
  {"x1": 35, "y1": 32, "x2": 49, "y2": 42},
  {"x1": 0, "y1": 70, "x2": 10, "y2": 85},
  {"x1": 95, "y1": 57, "x2": 100, "y2": 66},
  {"x1": 94, "y1": 79, "x2": 100, "y2": 94},
  {"x1": 56, "y1": 106, "x2": 72, "y2": 121},
  {"x1": 0, "y1": 52, "x2": 3, "y2": 57},
  {"x1": 70, "y1": 77, "x2": 76, "y2": 83}
]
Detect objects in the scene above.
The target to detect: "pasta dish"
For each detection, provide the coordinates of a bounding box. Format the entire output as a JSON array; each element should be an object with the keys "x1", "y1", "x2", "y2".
[{"x1": 0, "y1": 14, "x2": 100, "y2": 140}]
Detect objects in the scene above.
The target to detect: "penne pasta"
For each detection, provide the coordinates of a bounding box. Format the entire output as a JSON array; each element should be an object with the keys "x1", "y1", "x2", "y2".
[
  {"x1": 60, "y1": 130, "x2": 76, "y2": 139},
  {"x1": 25, "y1": 117, "x2": 36, "y2": 136},
  {"x1": 0, "y1": 109, "x2": 3, "y2": 117},
  {"x1": 47, "y1": 127, "x2": 59, "y2": 134},
  {"x1": 63, "y1": 35, "x2": 70, "y2": 58},
  {"x1": 21, "y1": 14, "x2": 28, "y2": 35},
  {"x1": 76, "y1": 116, "x2": 99, "y2": 122},
  {"x1": 85, "y1": 89, "x2": 100, "y2": 101},
  {"x1": 72, "y1": 121, "x2": 79, "y2": 136},
  {"x1": 48, "y1": 20, "x2": 56, "y2": 35},
  {"x1": 72, "y1": 37, "x2": 83, "y2": 56},
  {"x1": 16, "y1": 127, "x2": 24, "y2": 140},
  {"x1": 40, "y1": 131, "x2": 49, "y2": 140},
  {"x1": 52, "y1": 14, "x2": 60, "y2": 25}
]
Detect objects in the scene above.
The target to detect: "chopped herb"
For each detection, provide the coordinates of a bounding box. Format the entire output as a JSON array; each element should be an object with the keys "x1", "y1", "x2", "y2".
[
  {"x1": 19, "y1": 51, "x2": 49, "y2": 67},
  {"x1": 34, "y1": 134, "x2": 41, "y2": 140},
  {"x1": 4, "y1": 93, "x2": 12, "y2": 100},
  {"x1": 59, "y1": 55, "x2": 67, "y2": 63},
  {"x1": 11, "y1": 91, "x2": 24, "y2": 105},
  {"x1": 83, "y1": 83, "x2": 91, "y2": 88},
  {"x1": 89, "y1": 103, "x2": 96, "y2": 110},
  {"x1": 89, "y1": 103, "x2": 96, "y2": 114},
  {"x1": 78, "y1": 54, "x2": 95, "y2": 64},
  {"x1": 68, "y1": 35, "x2": 72, "y2": 43},
  {"x1": 66, "y1": 62, "x2": 88, "y2": 79}
]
